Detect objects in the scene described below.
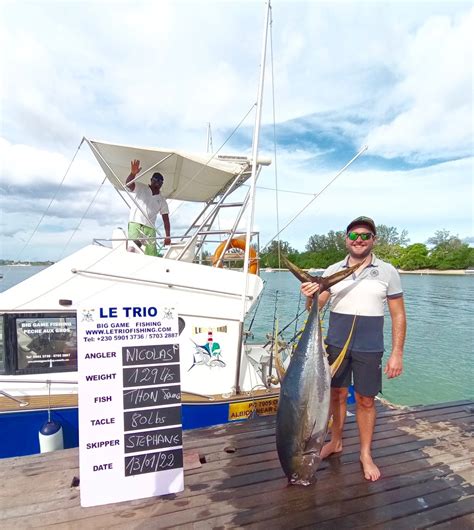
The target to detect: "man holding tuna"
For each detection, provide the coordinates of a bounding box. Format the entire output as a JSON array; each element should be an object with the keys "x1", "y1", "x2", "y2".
[{"x1": 301, "y1": 216, "x2": 407, "y2": 481}]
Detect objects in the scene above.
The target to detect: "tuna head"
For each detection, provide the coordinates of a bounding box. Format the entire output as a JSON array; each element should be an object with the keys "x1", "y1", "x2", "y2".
[{"x1": 275, "y1": 256, "x2": 360, "y2": 485}]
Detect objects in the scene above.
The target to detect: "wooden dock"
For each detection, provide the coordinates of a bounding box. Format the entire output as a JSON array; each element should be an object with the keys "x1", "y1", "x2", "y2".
[{"x1": 0, "y1": 400, "x2": 472, "y2": 529}]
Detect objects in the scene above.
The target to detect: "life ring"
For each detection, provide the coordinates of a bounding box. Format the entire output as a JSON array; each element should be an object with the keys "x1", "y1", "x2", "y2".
[{"x1": 212, "y1": 238, "x2": 259, "y2": 274}]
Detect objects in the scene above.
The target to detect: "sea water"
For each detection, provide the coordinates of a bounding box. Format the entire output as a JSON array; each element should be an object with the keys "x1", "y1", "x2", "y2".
[
  {"x1": 1, "y1": 265, "x2": 472, "y2": 406},
  {"x1": 252, "y1": 271, "x2": 473, "y2": 407}
]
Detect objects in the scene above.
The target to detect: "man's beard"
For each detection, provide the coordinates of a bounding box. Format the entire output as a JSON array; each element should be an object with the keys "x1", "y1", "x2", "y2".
[{"x1": 348, "y1": 246, "x2": 372, "y2": 260}]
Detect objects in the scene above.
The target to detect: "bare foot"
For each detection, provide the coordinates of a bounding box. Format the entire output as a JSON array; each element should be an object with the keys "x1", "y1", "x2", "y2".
[
  {"x1": 360, "y1": 454, "x2": 381, "y2": 481},
  {"x1": 320, "y1": 439, "x2": 343, "y2": 460}
]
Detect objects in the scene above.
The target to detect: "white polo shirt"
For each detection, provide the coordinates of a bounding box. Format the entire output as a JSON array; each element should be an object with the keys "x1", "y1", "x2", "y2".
[
  {"x1": 323, "y1": 254, "x2": 403, "y2": 352},
  {"x1": 129, "y1": 182, "x2": 169, "y2": 227}
]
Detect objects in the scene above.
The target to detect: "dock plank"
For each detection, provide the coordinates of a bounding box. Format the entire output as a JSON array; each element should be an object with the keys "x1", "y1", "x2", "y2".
[{"x1": 0, "y1": 400, "x2": 471, "y2": 529}]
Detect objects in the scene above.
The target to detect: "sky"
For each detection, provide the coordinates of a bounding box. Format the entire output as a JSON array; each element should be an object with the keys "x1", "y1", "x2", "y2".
[{"x1": 0, "y1": 0, "x2": 472, "y2": 261}]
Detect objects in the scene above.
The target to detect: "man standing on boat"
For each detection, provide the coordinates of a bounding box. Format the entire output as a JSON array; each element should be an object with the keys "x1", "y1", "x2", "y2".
[
  {"x1": 126, "y1": 159, "x2": 171, "y2": 256},
  {"x1": 301, "y1": 216, "x2": 406, "y2": 481}
]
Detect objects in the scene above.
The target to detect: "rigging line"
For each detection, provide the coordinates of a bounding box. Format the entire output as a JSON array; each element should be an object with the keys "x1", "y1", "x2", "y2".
[
  {"x1": 167, "y1": 103, "x2": 257, "y2": 220},
  {"x1": 56, "y1": 175, "x2": 109, "y2": 261},
  {"x1": 269, "y1": 7, "x2": 281, "y2": 270},
  {"x1": 261, "y1": 145, "x2": 368, "y2": 250},
  {"x1": 5, "y1": 138, "x2": 84, "y2": 275},
  {"x1": 253, "y1": 185, "x2": 319, "y2": 196},
  {"x1": 268, "y1": 289, "x2": 279, "y2": 383}
]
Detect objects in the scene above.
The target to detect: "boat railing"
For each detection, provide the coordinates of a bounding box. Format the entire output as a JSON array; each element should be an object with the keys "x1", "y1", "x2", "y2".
[
  {"x1": 93, "y1": 228, "x2": 261, "y2": 269},
  {"x1": 0, "y1": 379, "x2": 78, "y2": 407},
  {"x1": 0, "y1": 378, "x2": 78, "y2": 384}
]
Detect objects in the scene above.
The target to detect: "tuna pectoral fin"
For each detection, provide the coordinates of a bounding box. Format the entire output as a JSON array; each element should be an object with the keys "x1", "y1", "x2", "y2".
[
  {"x1": 281, "y1": 255, "x2": 315, "y2": 283},
  {"x1": 330, "y1": 314, "x2": 357, "y2": 378},
  {"x1": 282, "y1": 254, "x2": 361, "y2": 291},
  {"x1": 319, "y1": 263, "x2": 361, "y2": 291}
]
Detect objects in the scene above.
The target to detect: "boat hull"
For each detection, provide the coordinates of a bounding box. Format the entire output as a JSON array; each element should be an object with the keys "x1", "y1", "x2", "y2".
[{"x1": 0, "y1": 392, "x2": 280, "y2": 458}]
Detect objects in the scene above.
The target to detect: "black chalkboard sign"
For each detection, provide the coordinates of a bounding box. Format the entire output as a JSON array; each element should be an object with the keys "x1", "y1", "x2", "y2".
[
  {"x1": 124, "y1": 405, "x2": 182, "y2": 431},
  {"x1": 125, "y1": 448, "x2": 183, "y2": 477},
  {"x1": 123, "y1": 365, "x2": 180, "y2": 388},
  {"x1": 123, "y1": 385, "x2": 181, "y2": 409},
  {"x1": 124, "y1": 426, "x2": 182, "y2": 454},
  {"x1": 122, "y1": 344, "x2": 179, "y2": 366}
]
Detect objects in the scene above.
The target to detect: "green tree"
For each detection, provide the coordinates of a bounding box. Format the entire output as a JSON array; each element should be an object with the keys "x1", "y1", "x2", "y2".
[
  {"x1": 373, "y1": 224, "x2": 409, "y2": 267},
  {"x1": 398, "y1": 243, "x2": 429, "y2": 270},
  {"x1": 426, "y1": 230, "x2": 471, "y2": 270},
  {"x1": 376, "y1": 224, "x2": 409, "y2": 246},
  {"x1": 260, "y1": 240, "x2": 297, "y2": 268},
  {"x1": 429, "y1": 243, "x2": 473, "y2": 270},
  {"x1": 306, "y1": 230, "x2": 346, "y2": 253},
  {"x1": 427, "y1": 229, "x2": 458, "y2": 247}
]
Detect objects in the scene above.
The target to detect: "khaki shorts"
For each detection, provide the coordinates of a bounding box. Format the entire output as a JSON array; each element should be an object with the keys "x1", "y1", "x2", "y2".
[
  {"x1": 326, "y1": 345, "x2": 383, "y2": 397},
  {"x1": 128, "y1": 222, "x2": 157, "y2": 256}
]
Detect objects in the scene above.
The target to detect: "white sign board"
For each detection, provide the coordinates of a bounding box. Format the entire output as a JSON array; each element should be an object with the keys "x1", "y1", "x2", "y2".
[{"x1": 77, "y1": 302, "x2": 183, "y2": 507}]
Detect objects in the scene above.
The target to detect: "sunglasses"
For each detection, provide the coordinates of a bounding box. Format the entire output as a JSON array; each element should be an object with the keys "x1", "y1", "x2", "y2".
[{"x1": 347, "y1": 231, "x2": 374, "y2": 241}]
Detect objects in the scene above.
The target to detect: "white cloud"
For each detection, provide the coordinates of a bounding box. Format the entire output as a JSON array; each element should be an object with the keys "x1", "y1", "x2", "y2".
[
  {"x1": 364, "y1": 8, "x2": 473, "y2": 160},
  {"x1": 0, "y1": 1, "x2": 472, "y2": 261}
]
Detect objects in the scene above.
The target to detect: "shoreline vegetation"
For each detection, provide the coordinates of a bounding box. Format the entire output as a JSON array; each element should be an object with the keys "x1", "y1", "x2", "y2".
[
  {"x1": 261, "y1": 268, "x2": 472, "y2": 276},
  {"x1": 0, "y1": 261, "x2": 53, "y2": 266},
  {"x1": 261, "y1": 227, "x2": 474, "y2": 272},
  {"x1": 2, "y1": 228, "x2": 473, "y2": 274}
]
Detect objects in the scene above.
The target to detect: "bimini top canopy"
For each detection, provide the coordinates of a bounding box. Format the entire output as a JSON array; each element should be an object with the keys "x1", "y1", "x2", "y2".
[{"x1": 87, "y1": 139, "x2": 270, "y2": 203}]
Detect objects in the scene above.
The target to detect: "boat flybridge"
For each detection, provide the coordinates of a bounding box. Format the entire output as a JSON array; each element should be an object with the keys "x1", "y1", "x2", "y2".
[{"x1": 0, "y1": 138, "x2": 290, "y2": 457}]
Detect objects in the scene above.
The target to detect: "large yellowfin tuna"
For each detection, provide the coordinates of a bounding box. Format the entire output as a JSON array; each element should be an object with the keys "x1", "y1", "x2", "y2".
[{"x1": 276, "y1": 256, "x2": 360, "y2": 485}]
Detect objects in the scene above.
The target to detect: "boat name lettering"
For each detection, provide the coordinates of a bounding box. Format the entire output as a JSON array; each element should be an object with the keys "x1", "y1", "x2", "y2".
[
  {"x1": 98, "y1": 307, "x2": 160, "y2": 319},
  {"x1": 85, "y1": 373, "x2": 117, "y2": 381},
  {"x1": 90, "y1": 418, "x2": 115, "y2": 426},
  {"x1": 123, "y1": 306, "x2": 159, "y2": 318},
  {"x1": 84, "y1": 351, "x2": 116, "y2": 359},
  {"x1": 86, "y1": 439, "x2": 120, "y2": 449}
]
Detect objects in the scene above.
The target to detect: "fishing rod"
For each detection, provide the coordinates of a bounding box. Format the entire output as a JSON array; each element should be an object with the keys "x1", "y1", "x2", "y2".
[
  {"x1": 263, "y1": 305, "x2": 307, "y2": 350},
  {"x1": 267, "y1": 290, "x2": 279, "y2": 386},
  {"x1": 244, "y1": 279, "x2": 267, "y2": 342},
  {"x1": 293, "y1": 292, "x2": 302, "y2": 344}
]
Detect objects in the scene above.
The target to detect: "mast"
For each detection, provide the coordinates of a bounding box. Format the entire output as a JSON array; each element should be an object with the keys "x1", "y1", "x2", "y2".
[{"x1": 235, "y1": 0, "x2": 271, "y2": 394}]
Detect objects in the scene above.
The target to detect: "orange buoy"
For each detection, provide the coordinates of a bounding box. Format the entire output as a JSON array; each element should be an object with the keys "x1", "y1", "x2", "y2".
[{"x1": 212, "y1": 238, "x2": 258, "y2": 274}]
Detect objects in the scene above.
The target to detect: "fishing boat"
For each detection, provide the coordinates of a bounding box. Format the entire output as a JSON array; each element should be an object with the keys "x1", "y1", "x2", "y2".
[{"x1": 0, "y1": 3, "x2": 288, "y2": 459}]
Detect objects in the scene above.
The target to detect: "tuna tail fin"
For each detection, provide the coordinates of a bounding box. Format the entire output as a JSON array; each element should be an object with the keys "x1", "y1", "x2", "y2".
[{"x1": 282, "y1": 255, "x2": 361, "y2": 292}]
